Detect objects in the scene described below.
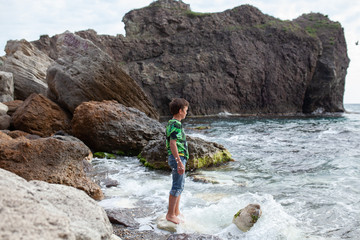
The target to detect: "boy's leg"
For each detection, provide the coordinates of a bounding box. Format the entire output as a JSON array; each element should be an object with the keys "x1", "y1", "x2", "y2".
[
  {"x1": 166, "y1": 194, "x2": 180, "y2": 224},
  {"x1": 175, "y1": 194, "x2": 181, "y2": 216}
]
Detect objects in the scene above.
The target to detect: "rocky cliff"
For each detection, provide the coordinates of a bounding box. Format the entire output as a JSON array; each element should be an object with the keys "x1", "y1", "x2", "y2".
[{"x1": 32, "y1": 0, "x2": 349, "y2": 116}]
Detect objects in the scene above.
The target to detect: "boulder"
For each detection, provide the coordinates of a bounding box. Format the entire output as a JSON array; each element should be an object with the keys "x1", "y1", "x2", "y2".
[
  {"x1": 11, "y1": 93, "x2": 71, "y2": 137},
  {"x1": 44, "y1": 31, "x2": 159, "y2": 119},
  {"x1": 232, "y1": 204, "x2": 262, "y2": 232},
  {"x1": 71, "y1": 100, "x2": 164, "y2": 154},
  {"x1": 139, "y1": 135, "x2": 232, "y2": 170},
  {"x1": 0, "y1": 168, "x2": 113, "y2": 240},
  {"x1": 0, "y1": 39, "x2": 53, "y2": 100},
  {"x1": 0, "y1": 71, "x2": 14, "y2": 102},
  {"x1": 0, "y1": 132, "x2": 103, "y2": 200},
  {"x1": 105, "y1": 209, "x2": 140, "y2": 228},
  {"x1": 2, "y1": 100, "x2": 23, "y2": 116},
  {"x1": 0, "y1": 115, "x2": 11, "y2": 130},
  {"x1": 0, "y1": 102, "x2": 8, "y2": 115},
  {"x1": 70, "y1": 0, "x2": 348, "y2": 116}
]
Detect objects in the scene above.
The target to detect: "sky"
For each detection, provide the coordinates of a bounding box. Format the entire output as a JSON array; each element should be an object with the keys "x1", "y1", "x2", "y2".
[{"x1": 0, "y1": 0, "x2": 359, "y2": 103}]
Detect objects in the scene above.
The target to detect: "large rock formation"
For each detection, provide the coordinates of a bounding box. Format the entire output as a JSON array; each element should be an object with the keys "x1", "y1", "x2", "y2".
[
  {"x1": 38, "y1": 31, "x2": 158, "y2": 119},
  {"x1": 0, "y1": 39, "x2": 53, "y2": 100},
  {"x1": 294, "y1": 13, "x2": 349, "y2": 113},
  {"x1": 71, "y1": 100, "x2": 164, "y2": 154},
  {"x1": 0, "y1": 132, "x2": 103, "y2": 200},
  {"x1": 11, "y1": 93, "x2": 71, "y2": 137},
  {"x1": 0, "y1": 168, "x2": 113, "y2": 240},
  {"x1": 0, "y1": 71, "x2": 14, "y2": 102},
  {"x1": 70, "y1": 0, "x2": 348, "y2": 116}
]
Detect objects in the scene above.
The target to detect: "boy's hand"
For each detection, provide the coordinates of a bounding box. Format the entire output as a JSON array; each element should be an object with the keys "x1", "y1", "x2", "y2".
[{"x1": 177, "y1": 162, "x2": 185, "y2": 175}]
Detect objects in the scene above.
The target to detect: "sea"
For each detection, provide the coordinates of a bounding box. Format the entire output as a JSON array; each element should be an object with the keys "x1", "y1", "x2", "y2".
[{"x1": 94, "y1": 104, "x2": 360, "y2": 240}]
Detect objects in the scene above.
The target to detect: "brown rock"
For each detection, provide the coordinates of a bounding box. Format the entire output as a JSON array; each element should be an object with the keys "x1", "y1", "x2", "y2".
[
  {"x1": 3, "y1": 100, "x2": 23, "y2": 116},
  {"x1": 12, "y1": 93, "x2": 71, "y2": 137},
  {"x1": 4, "y1": 129, "x2": 31, "y2": 138},
  {"x1": 0, "y1": 133, "x2": 103, "y2": 200},
  {"x1": 72, "y1": 100, "x2": 163, "y2": 153}
]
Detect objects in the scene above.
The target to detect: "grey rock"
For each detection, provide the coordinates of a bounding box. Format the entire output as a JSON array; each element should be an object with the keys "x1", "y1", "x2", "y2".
[
  {"x1": 0, "y1": 102, "x2": 8, "y2": 115},
  {"x1": 0, "y1": 39, "x2": 52, "y2": 100},
  {"x1": 44, "y1": 31, "x2": 158, "y2": 119},
  {"x1": 0, "y1": 114, "x2": 11, "y2": 130},
  {"x1": 71, "y1": 1, "x2": 348, "y2": 116},
  {"x1": 232, "y1": 204, "x2": 262, "y2": 232},
  {"x1": 0, "y1": 71, "x2": 14, "y2": 102},
  {"x1": 106, "y1": 209, "x2": 140, "y2": 228},
  {"x1": 0, "y1": 168, "x2": 113, "y2": 240},
  {"x1": 167, "y1": 233, "x2": 222, "y2": 240}
]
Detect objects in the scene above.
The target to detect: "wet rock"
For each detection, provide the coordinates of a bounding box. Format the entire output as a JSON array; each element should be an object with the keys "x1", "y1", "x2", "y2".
[
  {"x1": 11, "y1": 93, "x2": 71, "y2": 137},
  {"x1": 44, "y1": 31, "x2": 158, "y2": 119},
  {"x1": 0, "y1": 132, "x2": 103, "y2": 200},
  {"x1": 157, "y1": 215, "x2": 177, "y2": 233},
  {"x1": 0, "y1": 168, "x2": 113, "y2": 240},
  {"x1": 0, "y1": 71, "x2": 14, "y2": 102},
  {"x1": 2, "y1": 100, "x2": 23, "y2": 116},
  {"x1": 232, "y1": 204, "x2": 262, "y2": 232},
  {"x1": 103, "y1": 178, "x2": 119, "y2": 188},
  {"x1": 0, "y1": 39, "x2": 52, "y2": 100},
  {"x1": 106, "y1": 209, "x2": 140, "y2": 228},
  {"x1": 139, "y1": 135, "x2": 232, "y2": 170},
  {"x1": 71, "y1": 100, "x2": 163, "y2": 153}
]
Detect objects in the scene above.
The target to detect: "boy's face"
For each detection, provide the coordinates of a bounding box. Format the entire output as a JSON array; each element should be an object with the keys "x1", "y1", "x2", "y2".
[{"x1": 179, "y1": 106, "x2": 188, "y2": 120}]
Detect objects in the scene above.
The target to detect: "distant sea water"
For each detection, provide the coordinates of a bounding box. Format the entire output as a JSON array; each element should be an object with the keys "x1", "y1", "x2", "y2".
[{"x1": 94, "y1": 104, "x2": 360, "y2": 239}]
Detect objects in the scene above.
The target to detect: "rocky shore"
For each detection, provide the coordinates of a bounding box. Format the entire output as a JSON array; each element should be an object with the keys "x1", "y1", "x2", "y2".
[{"x1": 0, "y1": 0, "x2": 349, "y2": 239}]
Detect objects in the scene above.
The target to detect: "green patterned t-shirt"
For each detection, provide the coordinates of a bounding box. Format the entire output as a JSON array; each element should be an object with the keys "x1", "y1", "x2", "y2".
[{"x1": 166, "y1": 119, "x2": 189, "y2": 159}]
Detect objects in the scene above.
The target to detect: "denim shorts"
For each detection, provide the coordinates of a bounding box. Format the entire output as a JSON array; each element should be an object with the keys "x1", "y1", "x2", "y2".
[{"x1": 168, "y1": 155, "x2": 187, "y2": 197}]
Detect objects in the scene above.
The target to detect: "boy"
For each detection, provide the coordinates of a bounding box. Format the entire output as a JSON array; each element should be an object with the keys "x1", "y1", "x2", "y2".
[{"x1": 165, "y1": 98, "x2": 189, "y2": 224}]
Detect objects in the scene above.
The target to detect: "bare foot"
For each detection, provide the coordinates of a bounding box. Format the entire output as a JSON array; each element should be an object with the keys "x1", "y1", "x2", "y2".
[{"x1": 166, "y1": 214, "x2": 180, "y2": 224}]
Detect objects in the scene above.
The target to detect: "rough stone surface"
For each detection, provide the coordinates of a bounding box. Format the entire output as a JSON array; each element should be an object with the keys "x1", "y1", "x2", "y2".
[
  {"x1": 69, "y1": 0, "x2": 348, "y2": 116},
  {"x1": 2, "y1": 100, "x2": 23, "y2": 116},
  {"x1": 294, "y1": 13, "x2": 349, "y2": 113},
  {"x1": 106, "y1": 209, "x2": 140, "y2": 228},
  {"x1": 0, "y1": 102, "x2": 8, "y2": 115},
  {"x1": 139, "y1": 135, "x2": 232, "y2": 170},
  {"x1": 11, "y1": 93, "x2": 71, "y2": 137},
  {"x1": 0, "y1": 71, "x2": 14, "y2": 102},
  {"x1": 0, "y1": 114, "x2": 11, "y2": 130},
  {"x1": 232, "y1": 204, "x2": 262, "y2": 232},
  {"x1": 0, "y1": 168, "x2": 113, "y2": 240},
  {"x1": 0, "y1": 132, "x2": 103, "y2": 200},
  {"x1": 72, "y1": 100, "x2": 164, "y2": 153},
  {"x1": 0, "y1": 39, "x2": 53, "y2": 100},
  {"x1": 41, "y1": 31, "x2": 158, "y2": 119}
]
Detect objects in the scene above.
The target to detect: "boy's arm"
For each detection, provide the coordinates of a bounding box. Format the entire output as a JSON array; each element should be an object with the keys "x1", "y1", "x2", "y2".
[{"x1": 170, "y1": 139, "x2": 185, "y2": 175}]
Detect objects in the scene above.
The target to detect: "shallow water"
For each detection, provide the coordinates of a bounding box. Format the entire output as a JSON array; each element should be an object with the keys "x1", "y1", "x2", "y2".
[{"x1": 95, "y1": 104, "x2": 360, "y2": 239}]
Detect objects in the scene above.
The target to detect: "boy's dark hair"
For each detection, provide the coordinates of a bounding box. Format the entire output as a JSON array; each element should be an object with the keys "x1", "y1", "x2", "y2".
[{"x1": 169, "y1": 98, "x2": 189, "y2": 115}]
